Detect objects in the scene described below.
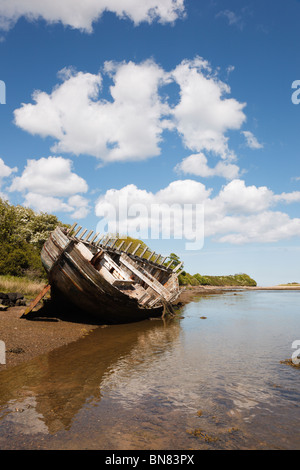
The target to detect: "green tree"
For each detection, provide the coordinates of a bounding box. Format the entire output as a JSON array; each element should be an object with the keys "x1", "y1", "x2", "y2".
[
  {"x1": 0, "y1": 198, "x2": 66, "y2": 278},
  {"x1": 168, "y1": 253, "x2": 183, "y2": 268}
]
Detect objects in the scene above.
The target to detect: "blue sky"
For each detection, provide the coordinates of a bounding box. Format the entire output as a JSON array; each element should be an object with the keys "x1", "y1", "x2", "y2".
[{"x1": 0, "y1": 0, "x2": 300, "y2": 285}]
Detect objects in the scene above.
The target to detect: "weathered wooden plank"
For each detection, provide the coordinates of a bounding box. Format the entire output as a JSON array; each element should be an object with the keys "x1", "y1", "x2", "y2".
[
  {"x1": 166, "y1": 259, "x2": 173, "y2": 269},
  {"x1": 110, "y1": 238, "x2": 118, "y2": 249},
  {"x1": 22, "y1": 285, "x2": 51, "y2": 316},
  {"x1": 117, "y1": 240, "x2": 125, "y2": 251},
  {"x1": 90, "y1": 232, "x2": 100, "y2": 244},
  {"x1": 153, "y1": 254, "x2": 160, "y2": 264},
  {"x1": 132, "y1": 243, "x2": 141, "y2": 256},
  {"x1": 176, "y1": 269, "x2": 184, "y2": 277},
  {"x1": 72, "y1": 226, "x2": 82, "y2": 238},
  {"x1": 140, "y1": 247, "x2": 148, "y2": 258},
  {"x1": 96, "y1": 236, "x2": 104, "y2": 246},
  {"x1": 120, "y1": 254, "x2": 171, "y2": 300},
  {"x1": 173, "y1": 262, "x2": 183, "y2": 272},
  {"x1": 102, "y1": 253, "x2": 131, "y2": 280},
  {"x1": 78, "y1": 229, "x2": 88, "y2": 240},
  {"x1": 124, "y1": 242, "x2": 132, "y2": 253},
  {"x1": 84, "y1": 230, "x2": 93, "y2": 242},
  {"x1": 68, "y1": 222, "x2": 77, "y2": 234},
  {"x1": 112, "y1": 279, "x2": 134, "y2": 287},
  {"x1": 102, "y1": 237, "x2": 110, "y2": 247}
]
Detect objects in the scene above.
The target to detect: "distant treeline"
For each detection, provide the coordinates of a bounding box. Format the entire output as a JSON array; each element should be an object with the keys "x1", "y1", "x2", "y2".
[
  {"x1": 0, "y1": 198, "x2": 66, "y2": 279},
  {"x1": 178, "y1": 272, "x2": 257, "y2": 287}
]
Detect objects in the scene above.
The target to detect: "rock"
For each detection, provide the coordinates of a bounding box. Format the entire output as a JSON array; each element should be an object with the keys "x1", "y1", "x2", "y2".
[
  {"x1": 7, "y1": 293, "x2": 24, "y2": 302},
  {"x1": 0, "y1": 293, "x2": 25, "y2": 307},
  {"x1": 8, "y1": 347, "x2": 25, "y2": 354}
]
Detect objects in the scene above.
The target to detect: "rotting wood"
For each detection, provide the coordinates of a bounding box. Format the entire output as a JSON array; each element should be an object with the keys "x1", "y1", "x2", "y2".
[
  {"x1": 173, "y1": 262, "x2": 183, "y2": 272},
  {"x1": 117, "y1": 240, "x2": 125, "y2": 251},
  {"x1": 166, "y1": 259, "x2": 174, "y2": 269},
  {"x1": 68, "y1": 222, "x2": 77, "y2": 234},
  {"x1": 124, "y1": 242, "x2": 132, "y2": 253},
  {"x1": 120, "y1": 254, "x2": 172, "y2": 301},
  {"x1": 72, "y1": 226, "x2": 82, "y2": 238},
  {"x1": 67, "y1": 223, "x2": 172, "y2": 270},
  {"x1": 21, "y1": 284, "x2": 51, "y2": 317},
  {"x1": 78, "y1": 229, "x2": 87, "y2": 240},
  {"x1": 84, "y1": 230, "x2": 93, "y2": 242},
  {"x1": 153, "y1": 254, "x2": 160, "y2": 263},
  {"x1": 102, "y1": 237, "x2": 110, "y2": 247},
  {"x1": 96, "y1": 236, "x2": 104, "y2": 246},
  {"x1": 110, "y1": 238, "x2": 118, "y2": 249},
  {"x1": 90, "y1": 232, "x2": 100, "y2": 244},
  {"x1": 140, "y1": 247, "x2": 148, "y2": 258},
  {"x1": 161, "y1": 298, "x2": 176, "y2": 318},
  {"x1": 132, "y1": 243, "x2": 141, "y2": 256},
  {"x1": 38, "y1": 225, "x2": 180, "y2": 322}
]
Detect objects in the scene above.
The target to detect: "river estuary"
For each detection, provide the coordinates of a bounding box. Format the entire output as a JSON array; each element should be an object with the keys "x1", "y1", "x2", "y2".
[{"x1": 0, "y1": 290, "x2": 299, "y2": 450}]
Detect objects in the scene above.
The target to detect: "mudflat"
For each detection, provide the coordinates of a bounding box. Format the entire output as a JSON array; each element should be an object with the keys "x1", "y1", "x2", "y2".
[{"x1": 0, "y1": 305, "x2": 99, "y2": 370}]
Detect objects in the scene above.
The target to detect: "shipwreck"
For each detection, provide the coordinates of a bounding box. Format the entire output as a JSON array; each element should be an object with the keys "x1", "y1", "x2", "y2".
[{"x1": 24, "y1": 224, "x2": 183, "y2": 323}]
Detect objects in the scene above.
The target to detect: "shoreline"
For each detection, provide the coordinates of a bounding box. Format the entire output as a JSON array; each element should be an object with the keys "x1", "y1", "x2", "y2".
[
  {"x1": 0, "y1": 285, "x2": 299, "y2": 371},
  {"x1": 177, "y1": 284, "x2": 300, "y2": 305}
]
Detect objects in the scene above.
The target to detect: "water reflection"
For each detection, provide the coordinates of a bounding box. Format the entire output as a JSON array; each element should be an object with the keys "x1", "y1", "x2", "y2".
[{"x1": 0, "y1": 319, "x2": 180, "y2": 435}]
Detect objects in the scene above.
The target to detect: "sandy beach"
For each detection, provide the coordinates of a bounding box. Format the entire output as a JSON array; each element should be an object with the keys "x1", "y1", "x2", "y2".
[{"x1": 0, "y1": 285, "x2": 299, "y2": 370}]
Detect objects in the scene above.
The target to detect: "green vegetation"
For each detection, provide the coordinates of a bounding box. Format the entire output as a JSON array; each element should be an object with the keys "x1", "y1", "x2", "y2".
[
  {"x1": 0, "y1": 198, "x2": 67, "y2": 280},
  {"x1": 169, "y1": 252, "x2": 257, "y2": 287},
  {"x1": 278, "y1": 282, "x2": 300, "y2": 286},
  {"x1": 178, "y1": 272, "x2": 257, "y2": 287},
  {"x1": 0, "y1": 274, "x2": 46, "y2": 297},
  {"x1": 180, "y1": 272, "x2": 256, "y2": 287}
]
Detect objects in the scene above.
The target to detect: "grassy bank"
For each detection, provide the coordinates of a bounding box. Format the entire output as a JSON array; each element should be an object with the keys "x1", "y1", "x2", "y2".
[{"x1": 0, "y1": 275, "x2": 46, "y2": 298}]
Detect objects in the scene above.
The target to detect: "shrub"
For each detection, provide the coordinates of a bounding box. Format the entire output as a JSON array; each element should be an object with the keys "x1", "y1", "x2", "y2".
[{"x1": 0, "y1": 198, "x2": 65, "y2": 279}]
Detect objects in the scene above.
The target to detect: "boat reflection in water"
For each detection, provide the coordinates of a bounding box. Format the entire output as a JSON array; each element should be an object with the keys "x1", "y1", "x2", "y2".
[{"x1": 0, "y1": 318, "x2": 180, "y2": 435}]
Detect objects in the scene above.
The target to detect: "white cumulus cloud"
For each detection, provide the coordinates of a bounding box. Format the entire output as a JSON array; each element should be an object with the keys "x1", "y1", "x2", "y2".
[
  {"x1": 14, "y1": 61, "x2": 169, "y2": 162},
  {"x1": 0, "y1": 157, "x2": 17, "y2": 183},
  {"x1": 95, "y1": 179, "x2": 300, "y2": 245},
  {"x1": 242, "y1": 130, "x2": 264, "y2": 149},
  {"x1": 170, "y1": 57, "x2": 246, "y2": 160},
  {"x1": 9, "y1": 156, "x2": 90, "y2": 218},
  {"x1": 14, "y1": 57, "x2": 249, "y2": 170},
  {"x1": 0, "y1": 157, "x2": 18, "y2": 201},
  {"x1": 0, "y1": 0, "x2": 185, "y2": 32},
  {"x1": 175, "y1": 152, "x2": 240, "y2": 180},
  {"x1": 10, "y1": 156, "x2": 88, "y2": 196}
]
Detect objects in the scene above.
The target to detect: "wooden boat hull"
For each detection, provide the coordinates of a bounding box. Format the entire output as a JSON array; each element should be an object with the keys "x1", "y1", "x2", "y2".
[{"x1": 41, "y1": 228, "x2": 166, "y2": 323}]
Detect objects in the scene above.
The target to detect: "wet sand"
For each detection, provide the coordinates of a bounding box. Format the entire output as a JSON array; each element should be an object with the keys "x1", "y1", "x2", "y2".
[
  {"x1": 0, "y1": 305, "x2": 99, "y2": 369},
  {"x1": 0, "y1": 285, "x2": 299, "y2": 370}
]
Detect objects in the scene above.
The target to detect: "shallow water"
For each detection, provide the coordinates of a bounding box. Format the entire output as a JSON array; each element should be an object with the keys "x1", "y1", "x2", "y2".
[{"x1": 0, "y1": 290, "x2": 299, "y2": 450}]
